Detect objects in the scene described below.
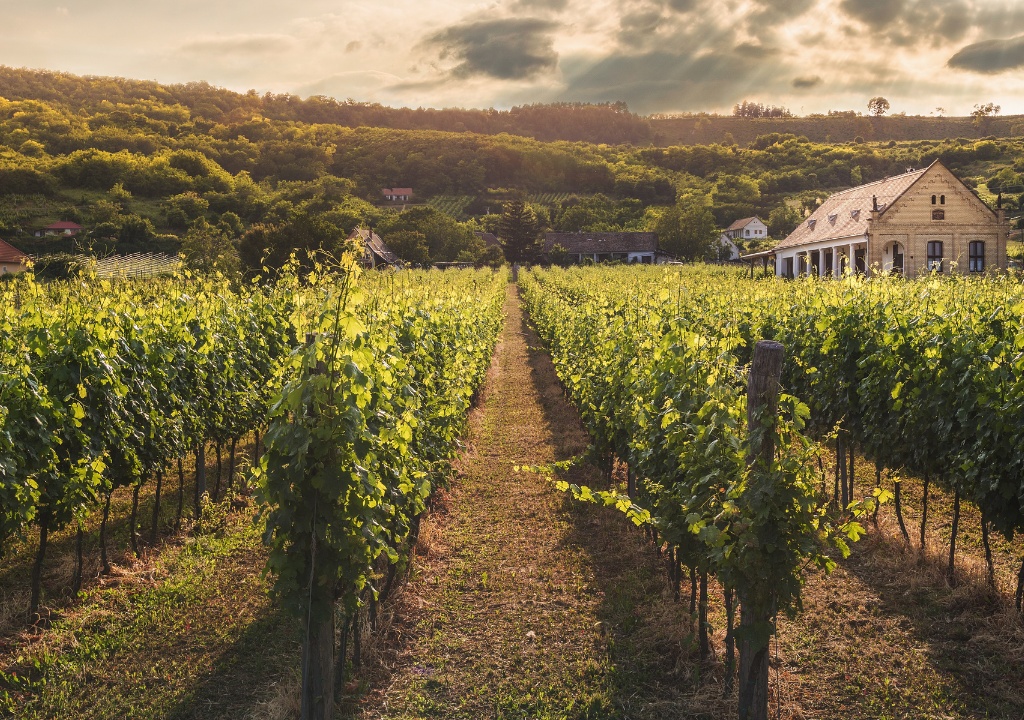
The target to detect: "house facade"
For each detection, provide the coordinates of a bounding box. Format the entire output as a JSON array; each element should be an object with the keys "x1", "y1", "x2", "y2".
[
  {"x1": 774, "y1": 161, "x2": 1007, "y2": 278},
  {"x1": 723, "y1": 216, "x2": 768, "y2": 241},
  {"x1": 544, "y1": 232, "x2": 669, "y2": 264},
  {"x1": 381, "y1": 188, "x2": 413, "y2": 202},
  {"x1": 0, "y1": 240, "x2": 29, "y2": 274}
]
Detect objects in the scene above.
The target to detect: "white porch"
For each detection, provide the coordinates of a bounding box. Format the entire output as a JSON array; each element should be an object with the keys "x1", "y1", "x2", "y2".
[{"x1": 775, "y1": 236, "x2": 868, "y2": 279}]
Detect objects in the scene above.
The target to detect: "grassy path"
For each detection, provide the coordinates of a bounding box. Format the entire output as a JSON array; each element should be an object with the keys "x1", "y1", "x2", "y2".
[{"x1": 351, "y1": 286, "x2": 699, "y2": 720}]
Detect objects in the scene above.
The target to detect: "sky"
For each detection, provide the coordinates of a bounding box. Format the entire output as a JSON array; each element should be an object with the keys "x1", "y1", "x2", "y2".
[{"x1": 1, "y1": 0, "x2": 1023, "y2": 116}]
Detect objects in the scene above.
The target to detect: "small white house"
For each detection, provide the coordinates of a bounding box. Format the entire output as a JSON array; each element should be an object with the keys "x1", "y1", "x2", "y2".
[
  {"x1": 381, "y1": 187, "x2": 413, "y2": 202},
  {"x1": 723, "y1": 217, "x2": 768, "y2": 241}
]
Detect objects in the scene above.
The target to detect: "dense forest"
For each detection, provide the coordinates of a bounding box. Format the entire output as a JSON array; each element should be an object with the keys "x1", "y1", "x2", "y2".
[{"x1": 0, "y1": 67, "x2": 1022, "y2": 269}]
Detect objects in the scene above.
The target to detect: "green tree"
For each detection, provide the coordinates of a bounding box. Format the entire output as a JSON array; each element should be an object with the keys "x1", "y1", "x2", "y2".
[
  {"x1": 498, "y1": 199, "x2": 542, "y2": 263},
  {"x1": 386, "y1": 230, "x2": 431, "y2": 265},
  {"x1": 767, "y1": 205, "x2": 802, "y2": 239},
  {"x1": 180, "y1": 218, "x2": 240, "y2": 274},
  {"x1": 164, "y1": 192, "x2": 209, "y2": 229},
  {"x1": 650, "y1": 201, "x2": 717, "y2": 261},
  {"x1": 868, "y1": 97, "x2": 890, "y2": 117}
]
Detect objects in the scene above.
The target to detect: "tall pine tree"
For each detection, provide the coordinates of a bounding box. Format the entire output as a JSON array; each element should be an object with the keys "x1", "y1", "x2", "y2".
[{"x1": 498, "y1": 200, "x2": 541, "y2": 263}]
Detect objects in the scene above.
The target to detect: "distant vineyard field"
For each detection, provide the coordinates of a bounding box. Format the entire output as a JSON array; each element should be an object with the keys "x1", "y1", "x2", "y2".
[
  {"x1": 88, "y1": 253, "x2": 181, "y2": 278},
  {"x1": 526, "y1": 193, "x2": 574, "y2": 205},
  {"x1": 427, "y1": 195, "x2": 474, "y2": 218}
]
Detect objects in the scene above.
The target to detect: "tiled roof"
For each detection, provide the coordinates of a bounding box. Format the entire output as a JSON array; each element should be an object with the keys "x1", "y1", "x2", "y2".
[
  {"x1": 45, "y1": 221, "x2": 82, "y2": 230},
  {"x1": 381, "y1": 188, "x2": 413, "y2": 196},
  {"x1": 774, "y1": 166, "x2": 929, "y2": 250},
  {"x1": 350, "y1": 228, "x2": 401, "y2": 265},
  {"x1": 544, "y1": 232, "x2": 658, "y2": 254},
  {"x1": 726, "y1": 216, "x2": 761, "y2": 231},
  {"x1": 0, "y1": 239, "x2": 28, "y2": 264}
]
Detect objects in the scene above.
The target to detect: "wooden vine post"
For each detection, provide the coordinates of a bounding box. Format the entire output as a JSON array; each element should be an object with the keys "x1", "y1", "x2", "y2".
[
  {"x1": 738, "y1": 340, "x2": 784, "y2": 720},
  {"x1": 300, "y1": 333, "x2": 335, "y2": 720}
]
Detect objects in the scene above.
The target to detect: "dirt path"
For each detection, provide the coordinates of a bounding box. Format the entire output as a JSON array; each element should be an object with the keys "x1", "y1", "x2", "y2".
[{"x1": 352, "y1": 285, "x2": 698, "y2": 720}]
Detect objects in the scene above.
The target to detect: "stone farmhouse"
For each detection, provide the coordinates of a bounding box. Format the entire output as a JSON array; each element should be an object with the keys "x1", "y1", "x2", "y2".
[
  {"x1": 543, "y1": 232, "x2": 672, "y2": 264},
  {"x1": 773, "y1": 161, "x2": 1007, "y2": 278}
]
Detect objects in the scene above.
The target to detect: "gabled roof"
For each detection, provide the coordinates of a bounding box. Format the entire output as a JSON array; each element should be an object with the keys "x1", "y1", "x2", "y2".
[
  {"x1": 0, "y1": 239, "x2": 28, "y2": 264},
  {"x1": 774, "y1": 166, "x2": 929, "y2": 250},
  {"x1": 350, "y1": 228, "x2": 401, "y2": 265},
  {"x1": 726, "y1": 216, "x2": 762, "y2": 231},
  {"x1": 475, "y1": 231, "x2": 500, "y2": 247},
  {"x1": 45, "y1": 221, "x2": 82, "y2": 230},
  {"x1": 544, "y1": 232, "x2": 657, "y2": 254},
  {"x1": 381, "y1": 187, "x2": 413, "y2": 196}
]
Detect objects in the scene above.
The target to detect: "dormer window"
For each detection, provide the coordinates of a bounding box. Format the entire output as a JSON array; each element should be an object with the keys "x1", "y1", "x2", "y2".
[
  {"x1": 828, "y1": 213, "x2": 838, "y2": 225},
  {"x1": 807, "y1": 219, "x2": 817, "y2": 230},
  {"x1": 851, "y1": 209, "x2": 860, "y2": 220},
  {"x1": 932, "y1": 209, "x2": 945, "y2": 220}
]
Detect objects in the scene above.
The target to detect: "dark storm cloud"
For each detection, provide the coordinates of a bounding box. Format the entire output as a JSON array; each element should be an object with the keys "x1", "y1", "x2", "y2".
[
  {"x1": 563, "y1": 47, "x2": 780, "y2": 113},
  {"x1": 947, "y1": 35, "x2": 1024, "y2": 73},
  {"x1": 837, "y1": 0, "x2": 987, "y2": 46},
  {"x1": 792, "y1": 74, "x2": 823, "y2": 88},
  {"x1": 424, "y1": 18, "x2": 559, "y2": 80},
  {"x1": 508, "y1": 0, "x2": 569, "y2": 11}
]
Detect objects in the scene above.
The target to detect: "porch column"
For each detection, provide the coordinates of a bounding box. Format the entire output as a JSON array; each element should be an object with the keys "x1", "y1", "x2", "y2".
[
  {"x1": 833, "y1": 246, "x2": 842, "y2": 276},
  {"x1": 849, "y1": 243, "x2": 855, "y2": 274},
  {"x1": 818, "y1": 252, "x2": 827, "y2": 277}
]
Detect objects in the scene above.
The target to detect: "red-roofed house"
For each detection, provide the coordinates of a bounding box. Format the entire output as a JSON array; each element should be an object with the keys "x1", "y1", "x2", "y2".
[
  {"x1": 381, "y1": 188, "x2": 413, "y2": 202},
  {"x1": 0, "y1": 240, "x2": 29, "y2": 275},
  {"x1": 35, "y1": 221, "x2": 83, "y2": 237}
]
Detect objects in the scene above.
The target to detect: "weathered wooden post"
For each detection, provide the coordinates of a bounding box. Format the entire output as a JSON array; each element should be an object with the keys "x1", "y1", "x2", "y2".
[
  {"x1": 738, "y1": 340, "x2": 784, "y2": 720},
  {"x1": 300, "y1": 333, "x2": 335, "y2": 720}
]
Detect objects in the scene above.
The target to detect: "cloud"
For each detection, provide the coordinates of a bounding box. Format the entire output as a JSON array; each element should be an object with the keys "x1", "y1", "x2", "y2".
[
  {"x1": 345, "y1": 41, "x2": 362, "y2": 53},
  {"x1": 947, "y1": 35, "x2": 1024, "y2": 73},
  {"x1": 563, "y1": 47, "x2": 783, "y2": 113},
  {"x1": 423, "y1": 18, "x2": 559, "y2": 80},
  {"x1": 792, "y1": 74, "x2": 823, "y2": 88},
  {"x1": 181, "y1": 34, "x2": 295, "y2": 56},
  {"x1": 508, "y1": 0, "x2": 569, "y2": 11}
]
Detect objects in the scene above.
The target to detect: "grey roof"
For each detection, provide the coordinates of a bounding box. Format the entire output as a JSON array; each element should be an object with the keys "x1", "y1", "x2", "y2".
[
  {"x1": 350, "y1": 228, "x2": 401, "y2": 265},
  {"x1": 775, "y1": 166, "x2": 930, "y2": 250},
  {"x1": 475, "y1": 231, "x2": 500, "y2": 247},
  {"x1": 544, "y1": 232, "x2": 658, "y2": 254}
]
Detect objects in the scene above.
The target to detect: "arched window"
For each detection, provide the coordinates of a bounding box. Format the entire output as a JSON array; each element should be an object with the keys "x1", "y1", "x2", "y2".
[
  {"x1": 969, "y1": 241, "x2": 985, "y2": 272},
  {"x1": 931, "y1": 195, "x2": 937, "y2": 204},
  {"x1": 940, "y1": 195, "x2": 945, "y2": 205}
]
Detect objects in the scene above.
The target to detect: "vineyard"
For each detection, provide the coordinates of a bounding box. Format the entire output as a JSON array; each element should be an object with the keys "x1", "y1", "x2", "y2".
[
  {"x1": 425, "y1": 195, "x2": 474, "y2": 218},
  {"x1": 519, "y1": 265, "x2": 1024, "y2": 718},
  {"x1": 0, "y1": 262, "x2": 505, "y2": 718},
  {"x1": 2, "y1": 263, "x2": 1024, "y2": 719}
]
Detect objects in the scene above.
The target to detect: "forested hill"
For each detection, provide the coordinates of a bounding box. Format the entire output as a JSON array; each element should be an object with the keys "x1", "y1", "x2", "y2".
[
  {"x1": 3, "y1": 66, "x2": 1023, "y2": 148},
  {"x1": 0, "y1": 67, "x2": 653, "y2": 145},
  {"x1": 651, "y1": 114, "x2": 1024, "y2": 147}
]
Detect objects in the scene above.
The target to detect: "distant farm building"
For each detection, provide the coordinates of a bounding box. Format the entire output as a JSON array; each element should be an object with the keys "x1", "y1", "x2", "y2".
[
  {"x1": 773, "y1": 161, "x2": 1008, "y2": 278},
  {"x1": 350, "y1": 228, "x2": 402, "y2": 269},
  {"x1": 0, "y1": 240, "x2": 29, "y2": 275},
  {"x1": 381, "y1": 188, "x2": 413, "y2": 202},
  {"x1": 35, "y1": 221, "x2": 83, "y2": 237},
  {"x1": 718, "y1": 216, "x2": 766, "y2": 260},
  {"x1": 544, "y1": 232, "x2": 669, "y2": 264}
]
